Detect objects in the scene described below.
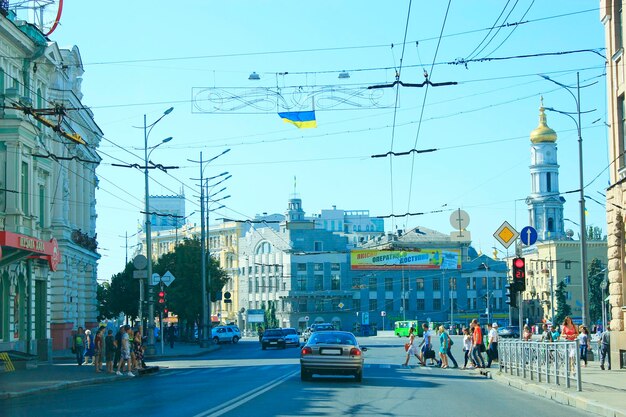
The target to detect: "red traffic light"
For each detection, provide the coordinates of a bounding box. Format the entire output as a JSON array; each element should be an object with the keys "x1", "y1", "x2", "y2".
[
  {"x1": 158, "y1": 291, "x2": 165, "y2": 298},
  {"x1": 164, "y1": 308, "x2": 168, "y2": 314},
  {"x1": 158, "y1": 299, "x2": 165, "y2": 304},
  {"x1": 513, "y1": 258, "x2": 525, "y2": 269}
]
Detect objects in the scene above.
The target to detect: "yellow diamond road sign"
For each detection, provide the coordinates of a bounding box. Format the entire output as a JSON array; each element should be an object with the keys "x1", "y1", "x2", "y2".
[{"x1": 494, "y1": 221, "x2": 519, "y2": 249}]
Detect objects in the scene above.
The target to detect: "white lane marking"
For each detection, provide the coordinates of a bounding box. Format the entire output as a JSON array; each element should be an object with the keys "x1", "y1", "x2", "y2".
[{"x1": 192, "y1": 370, "x2": 299, "y2": 417}]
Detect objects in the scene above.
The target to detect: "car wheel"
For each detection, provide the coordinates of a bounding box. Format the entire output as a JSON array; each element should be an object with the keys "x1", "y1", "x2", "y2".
[
  {"x1": 232, "y1": 336, "x2": 239, "y2": 344},
  {"x1": 281, "y1": 343, "x2": 286, "y2": 349},
  {"x1": 355, "y1": 369, "x2": 363, "y2": 382},
  {"x1": 300, "y1": 368, "x2": 311, "y2": 381},
  {"x1": 262, "y1": 345, "x2": 266, "y2": 350},
  {"x1": 213, "y1": 336, "x2": 219, "y2": 344}
]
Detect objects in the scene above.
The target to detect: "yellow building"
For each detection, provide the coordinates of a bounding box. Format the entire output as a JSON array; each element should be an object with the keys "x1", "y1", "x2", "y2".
[{"x1": 601, "y1": 0, "x2": 626, "y2": 368}]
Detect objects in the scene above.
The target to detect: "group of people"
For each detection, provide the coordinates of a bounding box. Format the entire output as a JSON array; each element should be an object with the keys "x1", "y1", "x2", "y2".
[
  {"x1": 73, "y1": 325, "x2": 146, "y2": 377},
  {"x1": 403, "y1": 319, "x2": 499, "y2": 369},
  {"x1": 536, "y1": 316, "x2": 612, "y2": 370}
]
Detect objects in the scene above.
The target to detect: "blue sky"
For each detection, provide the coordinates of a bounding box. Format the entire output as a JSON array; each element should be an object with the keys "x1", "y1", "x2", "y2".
[{"x1": 23, "y1": 1, "x2": 608, "y2": 281}]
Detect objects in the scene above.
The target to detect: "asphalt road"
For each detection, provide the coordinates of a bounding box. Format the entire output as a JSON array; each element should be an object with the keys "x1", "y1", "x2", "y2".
[{"x1": 1, "y1": 335, "x2": 589, "y2": 417}]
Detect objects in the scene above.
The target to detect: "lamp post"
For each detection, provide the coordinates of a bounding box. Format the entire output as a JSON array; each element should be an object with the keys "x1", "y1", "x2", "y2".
[
  {"x1": 143, "y1": 107, "x2": 174, "y2": 355},
  {"x1": 481, "y1": 262, "x2": 491, "y2": 325},
  {"x1": 188, "y1": 149, "x2": 231, "y2": 347},
  {"x1": 542, "y1": 72, "x2": 590, "y2": 326}
]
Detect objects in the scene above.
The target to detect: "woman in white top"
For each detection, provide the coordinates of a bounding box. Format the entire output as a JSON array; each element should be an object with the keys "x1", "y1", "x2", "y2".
[
  {"x1": 462, "y1": 327, "x2": 473, "y2": 369},
  {"x1": 403, "y1": 327, "x2": 421, "y2": 367}
]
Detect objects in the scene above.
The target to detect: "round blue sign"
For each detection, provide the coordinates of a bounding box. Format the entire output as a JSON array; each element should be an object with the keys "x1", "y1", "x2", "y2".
[{"x1": 520, "y1": 226, "x2": 538, "y2": 246}]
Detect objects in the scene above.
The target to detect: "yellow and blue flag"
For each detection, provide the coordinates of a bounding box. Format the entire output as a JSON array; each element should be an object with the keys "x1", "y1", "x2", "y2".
[{"x1": 278, "y1": 111, "x2": 317, "y2": 128}]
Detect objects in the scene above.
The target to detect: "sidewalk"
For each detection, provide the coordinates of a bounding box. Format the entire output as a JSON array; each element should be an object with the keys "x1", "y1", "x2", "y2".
[
  {"x1": 490, "y1": 362, "x2": 626, "y2": 417},
  {"x1": 0, "y1": 341, "x2": 220, "y2": 400}
]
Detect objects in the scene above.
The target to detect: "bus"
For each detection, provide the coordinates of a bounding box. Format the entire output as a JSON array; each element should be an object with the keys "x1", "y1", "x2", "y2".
[{"x1": 394, "y1": 321, "x2": 421, "y2": 337}]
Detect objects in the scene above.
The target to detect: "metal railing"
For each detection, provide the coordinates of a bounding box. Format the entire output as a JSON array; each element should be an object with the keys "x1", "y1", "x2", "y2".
[{"x1": 498, "y1": 340, "x2": 582, "y2": 391}]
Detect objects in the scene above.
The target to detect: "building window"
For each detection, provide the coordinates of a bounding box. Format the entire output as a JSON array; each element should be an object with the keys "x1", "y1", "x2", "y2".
[
  {"x1": 299, "y1": 299, "x2": 307, "y2": 312},
  {"x1": 315, "y1": 300, "x2": 324, "y2": 312},
  {"x1": 314, "y1": 263, "x2": 323, "y2": 272},
  {"x1": 314, "y1": 241, "x2": 323, "y2": 251},
  {"x1": 546, "y1": 172, "x2": 552, "y2": 192},
  {"x1": 369, "y1": 298, "x2": 377, "y2": 311},
  {"x1": 481, "y1": 277, "x2": 487, "y2": 288},
  {"x1": 416, "y1": 299, "x2": 425, "y2": 310},
  {"x1": 352, "y1": 298, "x2": 361, "y2": 312},
  {"x1": 449, "y1": 277, "x2": 457, "y2": 290},
  {"x1": 297, "y1": 263, "x2": 307, "y2": 272},
  {"x1": 617, "y1": 0, "x2": 624, "y2": 51},
  {"x1": 415, "y1": 278, "x2": 424, "y2": 291},
  {"x1": 466, "y1": 277, "x2": 476, "y2": 290},
  {"x1": 433, "y1": 299, "x2": 441, "y2": 310},
  {"x1": 564, "y1": 275, "x2": 571, "y2": 285},
  {"x1": 402, "y1": 276, "x2": 409, "y2": 291},
  {"x1": 21, "y1": 162, "x2": 29, "y2": 214},
  {"x1": 548, "y1": 217, "x2": 554, "y2": 232},
  {"x1": 314, "y1": 276, "x2": 323, "y2": 291},
  {"x1": 369, "y1": 277, "x2": 377, "y2": 290},
  {"x1": 352, "y1": 276, "x2": 361, "y2": 289},
  {"x1": 433, "y1": 279, "x2": 440, "y2": 291},
  {"x1": 39, "y1": 185, "x2": 45, "y2": 228},
  {"x1": 297, "y1": 277, "x2": 306, "y2": 291},
  {"x1": 385, "y1": 277, "x2": 393, "y2": 291},
  {"x1": 564, "y1": 261, "x2": 571, "y2": 270},
  {"x1": 331, "y1": 274, "x2": 340, "y2": 290}
]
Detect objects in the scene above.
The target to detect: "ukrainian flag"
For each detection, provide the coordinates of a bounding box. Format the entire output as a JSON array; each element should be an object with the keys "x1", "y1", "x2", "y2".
[{"x1": 278, "y1": 111, "x2": 317, "y2": 128}]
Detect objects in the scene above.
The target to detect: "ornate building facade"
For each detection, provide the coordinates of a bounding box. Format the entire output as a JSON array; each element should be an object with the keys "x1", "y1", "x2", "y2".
[{"x1": 0, "y1": 13, "x2": 101, "y2": 356}]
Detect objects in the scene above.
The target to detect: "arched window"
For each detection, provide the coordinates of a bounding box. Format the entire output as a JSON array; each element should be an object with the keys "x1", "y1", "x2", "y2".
[
  {"x1": 255, "y1": 241, "x2": 272, "y2": 255},
  {"x1": 547, "y1": 217, "x2": 554, "y2": 232}
]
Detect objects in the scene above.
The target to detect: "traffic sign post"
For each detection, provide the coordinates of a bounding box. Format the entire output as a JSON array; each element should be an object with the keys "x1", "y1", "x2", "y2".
[{"x1": 520, "y1": 226, "x2": 538, "y2": 246}]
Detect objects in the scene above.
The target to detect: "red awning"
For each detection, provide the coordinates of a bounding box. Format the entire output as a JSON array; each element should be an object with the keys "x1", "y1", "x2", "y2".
[{"x1": 0, "y1": 231, "x2": 60, "y2": 271}]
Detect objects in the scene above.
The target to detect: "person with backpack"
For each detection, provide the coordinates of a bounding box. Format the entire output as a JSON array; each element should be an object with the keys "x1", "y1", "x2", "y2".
[{"x1": 73, "y1": 326, "x2": 85, "y2": 366}]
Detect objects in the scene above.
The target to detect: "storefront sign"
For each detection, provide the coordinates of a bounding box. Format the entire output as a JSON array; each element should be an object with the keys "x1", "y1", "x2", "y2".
[
  {"x1": 350, "y1": 249, "x2": 461, "y2": 270},
  {"x1": 0, "y1": 232, "x2": 61, "y2": 271}
]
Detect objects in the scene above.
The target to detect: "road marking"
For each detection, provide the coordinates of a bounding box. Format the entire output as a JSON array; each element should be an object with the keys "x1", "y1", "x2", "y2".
[{"x1": 192, "y1": 369, "x2": 298, "y2": 417}]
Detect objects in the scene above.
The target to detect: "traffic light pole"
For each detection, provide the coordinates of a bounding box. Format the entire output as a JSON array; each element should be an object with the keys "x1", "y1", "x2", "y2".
[{"x1": 518, "y1": 291, "x2": 523, "y2": 340}]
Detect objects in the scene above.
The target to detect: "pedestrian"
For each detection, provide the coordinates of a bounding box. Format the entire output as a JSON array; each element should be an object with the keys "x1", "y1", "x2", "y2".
[
  {"x1": 462, "y1": 327, "x2": 473, "y2": 369},
  {"x1": 83, "y1": 329, "x2": 94, "y2": 365},
  {"x1": 94, "y1": 327, "x2": 104, "y2": 373},
  {"x1": 486, "y1": 323, "x2": 499, "y2": 368},
  {"x1": 116, "y1": 325, "x2": 134, "y2": 377},
  {"x1": 113, "y1": 327, "x2": 123, "y2": 369},
  {"x1": 540, "y1": 323, "x2": 553, "y2": 342},
  {"x1": 438, "y1": 326, "x2": 449, "y2": 369},
  {"x1": 445, "y1": 326, "x2": 459, "y2": 368},
  {"x1": 523, "y1": 325, "x2": 532, "y2": 341},
  {"x1": 560, "y1": 316, "x2": 579, "y2": 370},
  {"x1": 470, "y1": 319, "x2": 485, "y2": 368},
  {"x1": 417, "y1": 323, "x2": 434, "y2": 366},
  {"x1": 550, "y1": 324, "x2": 560, "y2": 341},
  {"x1": 133, "y1": 330, "x2": 145, "y2": 370},
  {"x1": 73, "y1": 326, "x2": 85, "y2": 366},
  {"x1": 578, "y1": 325, "x2": 590, "y2": 367},
  {"x1": 168, "y1": 324, "x2": 176, "y2": 348},
  {"x1": 105, "y1": 329, "x2": 115, "y2": 374},
  {"x1": 402, "y1": 326, "x2": 421, "y2": 367},
  {"x1": 599, "y1": 325, "x2": 611, "y2": 370}
]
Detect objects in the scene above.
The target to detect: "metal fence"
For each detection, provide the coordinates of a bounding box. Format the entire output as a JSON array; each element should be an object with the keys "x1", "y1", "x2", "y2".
[{"x1": 498, "y1": 340, "x2": 582, "y2": 391}]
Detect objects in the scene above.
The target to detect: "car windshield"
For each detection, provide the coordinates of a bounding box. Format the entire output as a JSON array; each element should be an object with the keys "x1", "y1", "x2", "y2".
[
  {"x1": 282, "y1": 328, "x2": 297, "y2": 335},
  {"x1": 313, "y1": 325, "x2": 334, "y2": 331},
  {"x1": 264, "y1": 330, "x2": 282, "y2": 336},
  {"x1": 310, "y1": 332, "x2": 356, "y2": 345}
]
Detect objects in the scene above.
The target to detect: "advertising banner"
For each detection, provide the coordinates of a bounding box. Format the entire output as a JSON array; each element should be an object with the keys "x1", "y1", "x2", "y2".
[{"x1": 350, "y1": 249, "x2": 461, "y2": 270}]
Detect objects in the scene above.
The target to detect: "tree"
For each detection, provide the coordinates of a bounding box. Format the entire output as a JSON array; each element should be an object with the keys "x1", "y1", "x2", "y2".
[
  {"x1": 263, "y1": 301, "x2": 279, "y2": 329},
  {"x1": 96, "y1": 282, "x2": 115, "y2": 321},
  {"x1": 153, "y1": 237, "x2": 230, "y2": 339},
  {"x1": 588, "y1": 258, "x2": 605, "y2": 325},
  {"x1": 107, "y1": 262, "x2": 140, "y2": 322},
  {"x1": 554, "y1": 280, "x2": 572, "y2": 325}
]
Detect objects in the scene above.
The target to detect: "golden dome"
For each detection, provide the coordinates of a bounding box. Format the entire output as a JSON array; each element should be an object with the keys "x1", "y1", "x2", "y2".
[{"x1": 530, "y1": 101, "x2": 557, "y2": 144}]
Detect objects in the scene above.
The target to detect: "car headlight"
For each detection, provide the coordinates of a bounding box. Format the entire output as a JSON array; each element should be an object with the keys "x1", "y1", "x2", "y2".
[{"x1": 278, "y1": 338, "x2": 284, "y2": 342}]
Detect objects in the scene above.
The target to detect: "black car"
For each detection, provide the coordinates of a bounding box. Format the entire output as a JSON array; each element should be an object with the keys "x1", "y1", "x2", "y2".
[{"x1": 261, "y1": 328, "x2": 286, "y2": 350}]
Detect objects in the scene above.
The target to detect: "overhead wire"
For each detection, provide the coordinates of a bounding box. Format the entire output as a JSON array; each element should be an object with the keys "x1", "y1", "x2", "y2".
[
  {"x1": 468, "y1": 0, "x2": 521, "y2": 60},
  {"x1": 464, "y1": 0, "x2": 512, "y2": 60},
  {"x1": 484, "y1": 0, "x2": 536, "y2": 58}
]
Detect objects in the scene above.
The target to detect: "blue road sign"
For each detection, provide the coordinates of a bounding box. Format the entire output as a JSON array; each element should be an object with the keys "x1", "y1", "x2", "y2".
[{"x1": 520, "y1": 226, "x2": 538, "y2": 246}]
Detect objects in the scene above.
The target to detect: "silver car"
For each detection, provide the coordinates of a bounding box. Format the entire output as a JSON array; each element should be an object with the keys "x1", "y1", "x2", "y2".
[{"x1": 300, "y1": 331, "x2": 366, "y2": 382}]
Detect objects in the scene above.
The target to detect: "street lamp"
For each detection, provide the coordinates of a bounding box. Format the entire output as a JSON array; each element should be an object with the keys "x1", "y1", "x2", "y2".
[
  {"x1": 188, "y1": 150, "x2": 231, "y2": 347},
  {"x1": 541, "y1": 72, "x2": 590, "y2": 326},
  {"x1": 144, "y1": 107, "x2": 174, "y2": 355},
  {"x1": 481, "y1": 262, "x2": 491, "y2": 325}
]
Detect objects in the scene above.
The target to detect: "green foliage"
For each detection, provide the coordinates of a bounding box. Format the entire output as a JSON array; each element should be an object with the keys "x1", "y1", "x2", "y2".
[
  {"x1": 262, "y1": 301, "x2": 279, "y2": 329},
  {"x1": 107, "y1": 262, "x2": 139, "y2": 321},
  {"x1": 554, "y1": 280, "x2": 572, "y2": 325},
  {"x1": 96, "y1": 282, "x2": 114, "y2": 321},
  {"x1": 588, "y1": 258, "x2": 605, "y2": 325}
]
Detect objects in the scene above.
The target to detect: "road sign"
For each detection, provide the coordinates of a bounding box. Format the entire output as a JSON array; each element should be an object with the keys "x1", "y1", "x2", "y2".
[
  {"x1": 304, "y1": 316, "x2": 309, "y2": 322},
  {"x1": 450, "y1": 209, "x2": 470, "y2": 230},
  {"x1": 381, "y1": 311, "x2": 386, "y2": 317},
  {"x1": 362, "y1": 312, "x2": 370, "y2": 325},
  {"x1": 493, "y1": 221, "x2": 519, "y2": 249},
  {"x1": 132, "y1": 255, "x2": 147, "y2": 270},
  {"x1": 132, "y1": 270, "x2": 147, "y2": 279},
  {"x1": 520, "y1": 226, "x2": 538, "y2": 246},
  {"x1": 150, "y1": 273, "x2": 160, "y2": 286},
  {"x1": 161, "y1": 270, "x2": 176, "y2": 286},
  {"x1": 338, "y1": 302, "x2": 344, "y2": 309}
]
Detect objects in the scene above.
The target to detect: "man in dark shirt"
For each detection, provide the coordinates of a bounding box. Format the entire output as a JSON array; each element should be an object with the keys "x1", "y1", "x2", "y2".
[
  {"x1": 599, "y1": 325, "x2": 611, "y2": 370},
  {"x1": 113, "y1": 327, "x2": 123, "y2": 368}
]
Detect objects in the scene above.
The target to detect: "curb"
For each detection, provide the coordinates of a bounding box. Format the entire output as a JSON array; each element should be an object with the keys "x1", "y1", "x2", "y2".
[
  {"x1": 52, "y1": 344, "x2": 221, "y2": 363},
  {"x1": 490, "y1": 370, "x2": 626, "y2": 417},
  {"x1": 0, "y1": 373, "x2": 122, "y2": 400}
]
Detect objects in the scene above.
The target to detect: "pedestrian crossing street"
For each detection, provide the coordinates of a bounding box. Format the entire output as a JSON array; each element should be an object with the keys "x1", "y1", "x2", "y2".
[{"x1": 155, "y1": 363, "x2": 439, "y2": 378}]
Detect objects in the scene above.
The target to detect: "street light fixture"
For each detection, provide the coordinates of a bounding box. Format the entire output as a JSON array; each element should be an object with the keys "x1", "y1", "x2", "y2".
[
  {"x1": 541, "y1": 72, "x2": 590, "y2": 326},
  {"x1": 143, "y1": 107, "x2": 174, "y2": 355}
]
